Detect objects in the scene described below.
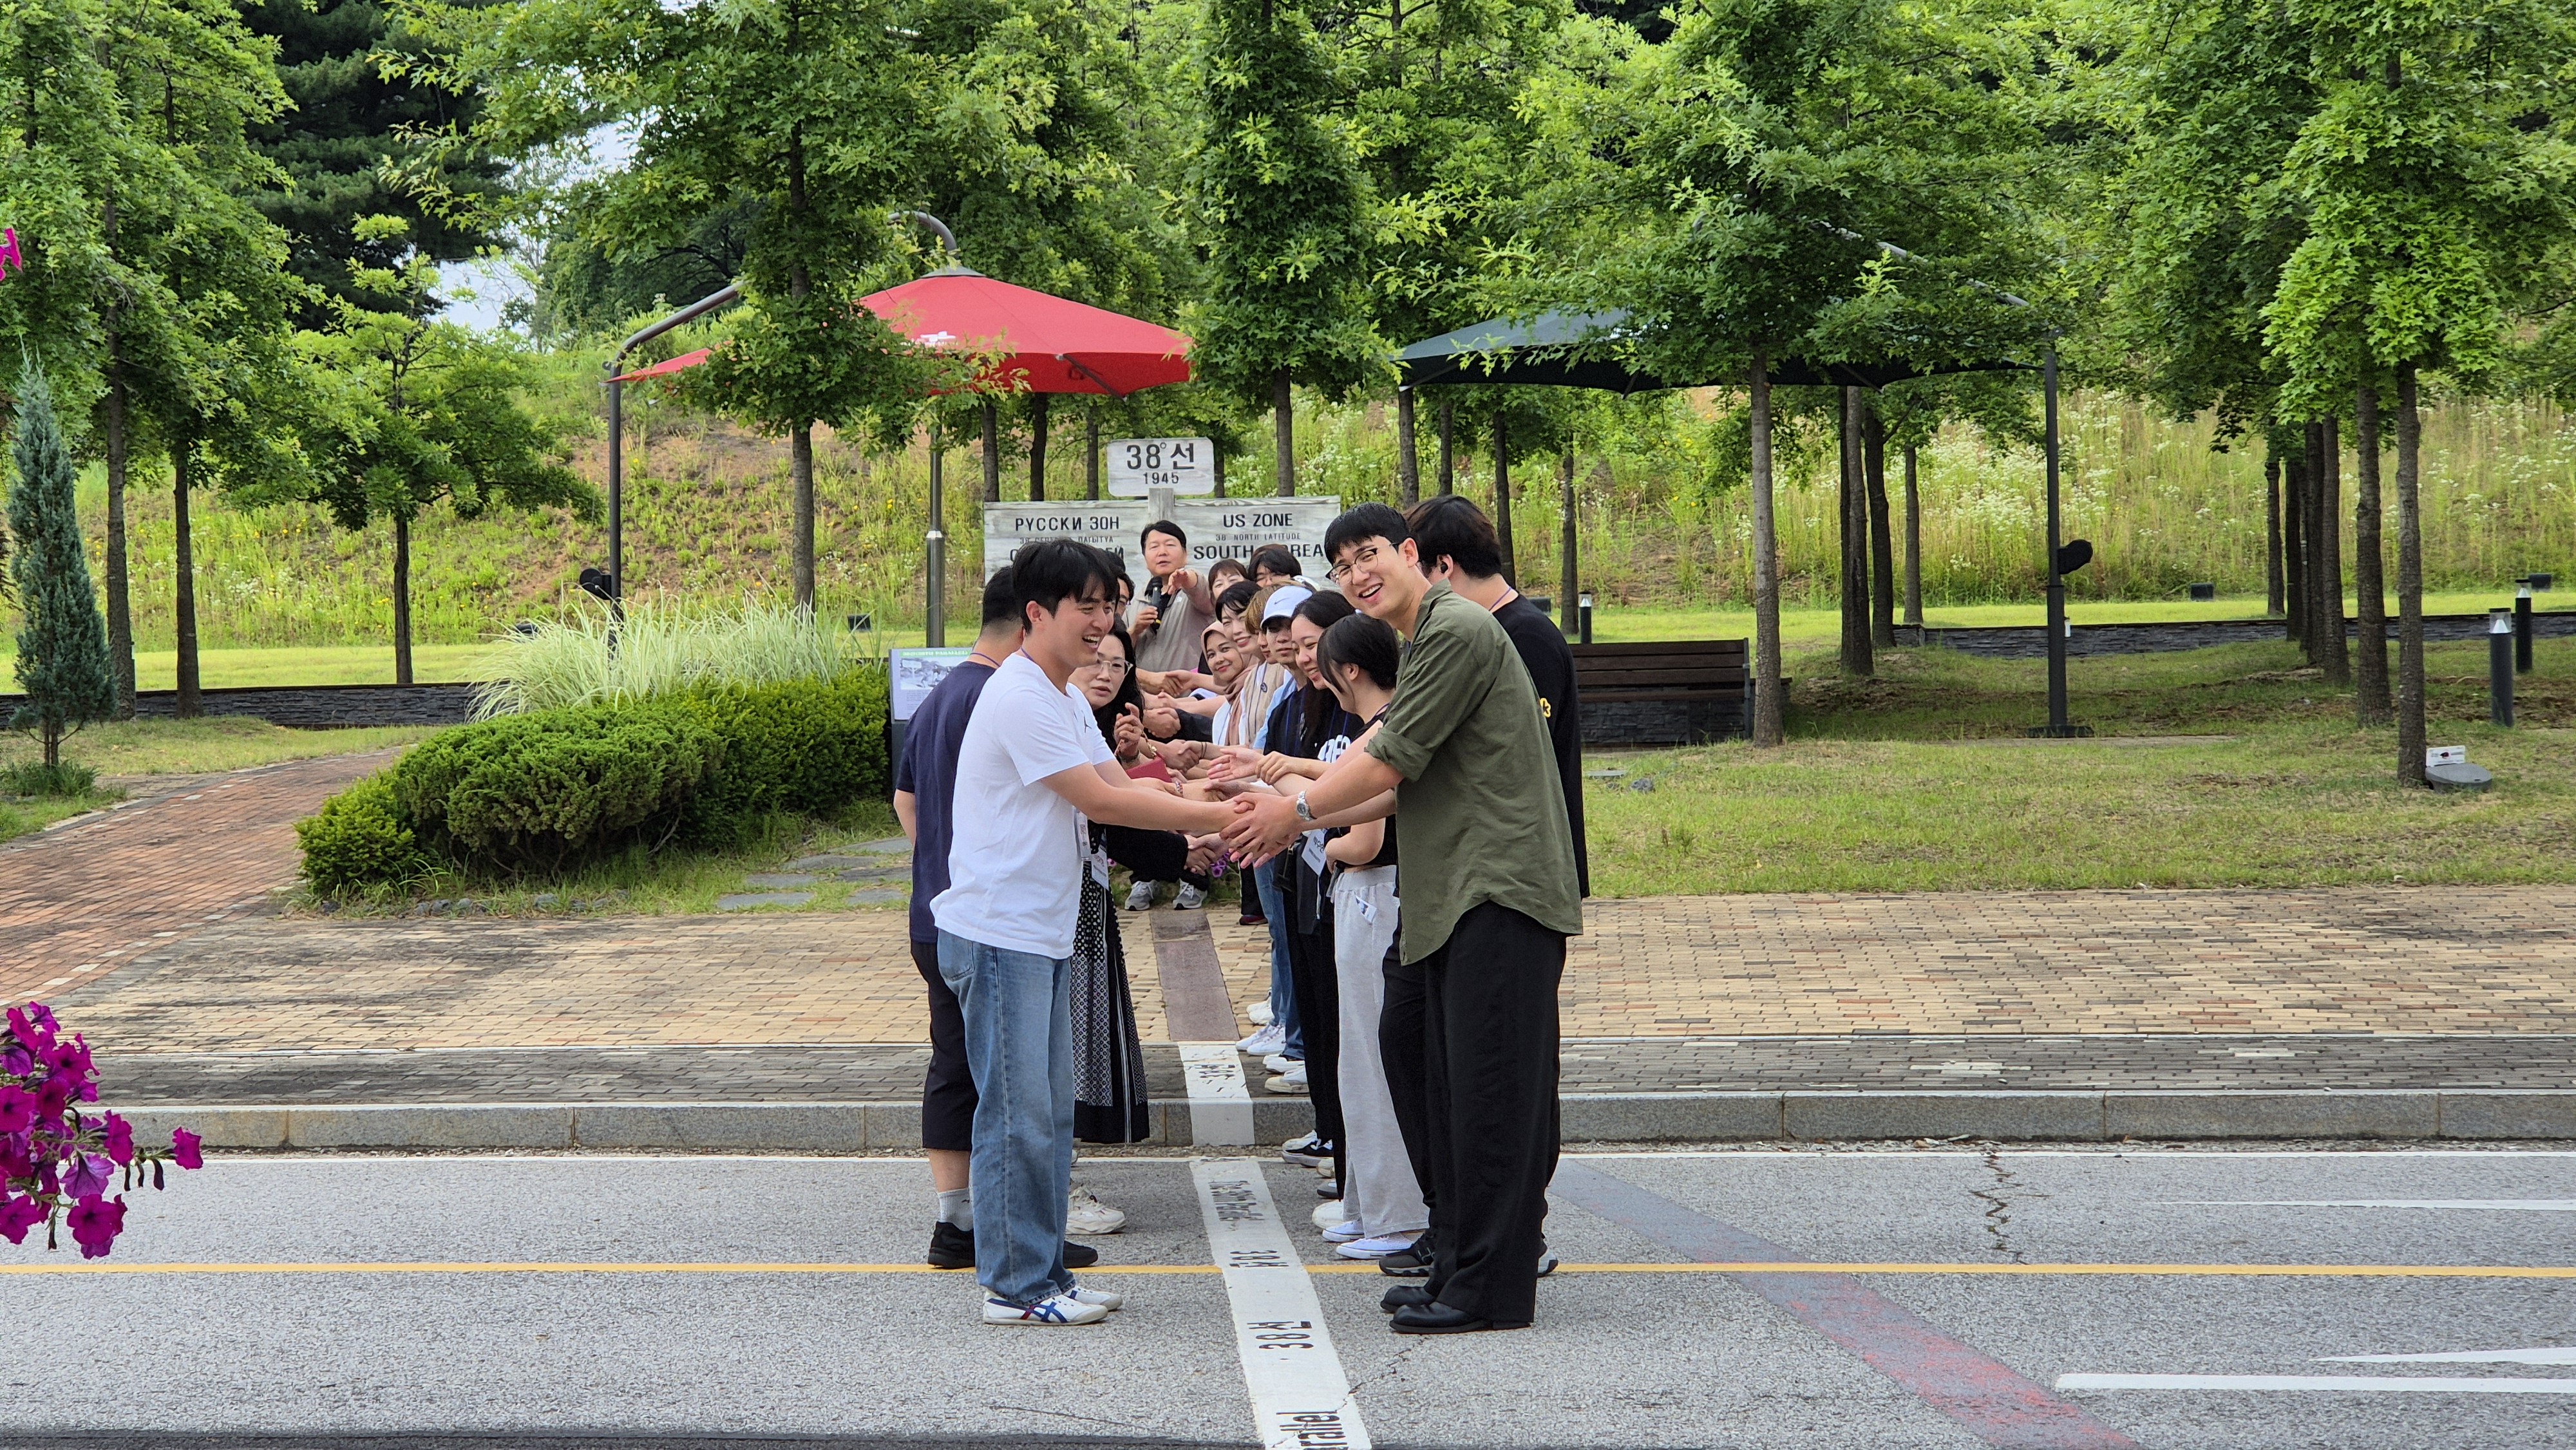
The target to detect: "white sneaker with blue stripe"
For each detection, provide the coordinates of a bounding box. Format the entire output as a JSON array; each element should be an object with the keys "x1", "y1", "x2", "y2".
[{"x1": 983, "y1": 1290, "x2": 1111, "y2": 1326}]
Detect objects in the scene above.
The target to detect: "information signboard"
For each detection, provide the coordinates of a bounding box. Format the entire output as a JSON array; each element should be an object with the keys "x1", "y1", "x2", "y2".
[
  {"x1": 979, "y1": 502, "x2": 1151, "y2": 585},
  {"x1": 1105, "y1": 437, "x2": 1217, "y2": 496},
  {"x1": 889, "y1": 646, "x2": 975, "y2": 722},
  {"x1": 978, "y1": 495, "x2": 1343, "y2": 588}
]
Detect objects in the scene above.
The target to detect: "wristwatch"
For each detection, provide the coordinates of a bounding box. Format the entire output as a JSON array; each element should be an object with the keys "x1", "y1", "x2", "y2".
[{"x1": 1294, "y1": 791, "x2": 1314, "y2": 823}]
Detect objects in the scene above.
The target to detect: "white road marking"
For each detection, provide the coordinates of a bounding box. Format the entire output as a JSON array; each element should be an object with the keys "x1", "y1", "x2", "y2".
[
  {"x1": 2159, "y1": 1200, "x2": 2576, "y2": 1210},
  {"x1": 2325, "y1": 1347, "x2": 2576, "y2": 1365},
  {"x1": 1191, "y1": 1158, "x2": 1370, "y2": 1450},
  {"x1": 1180, "y1": 1043, "x2": 1255, "y2": 1147},
  {"x1": 2058, "y1": 1374, "x2": 2576, "y2": 1393}
]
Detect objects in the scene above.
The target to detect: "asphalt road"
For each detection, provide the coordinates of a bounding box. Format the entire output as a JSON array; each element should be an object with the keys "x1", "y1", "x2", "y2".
[{"x1": 3, "y1": 1147, "x2": 2572, "y2": 1450}]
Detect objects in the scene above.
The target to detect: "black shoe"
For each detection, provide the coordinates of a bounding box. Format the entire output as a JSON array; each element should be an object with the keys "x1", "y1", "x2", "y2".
[
  {"x1": 1390, "y1": 1301, "x2": 1528, "y2": 1335},
  {"x1": 927, "y1": 1221, "x2": 974, "y2": 1269},
  {"x1": 1376, "y1": 1237, "x2": 1434, "y2": 1276},
  {"x1": 925, "y1": 1221, "x2": 1099, "y2": 1271},
  {"x1": 1379, "y1": 1284, "x2": 1434, "y2": 1314}
]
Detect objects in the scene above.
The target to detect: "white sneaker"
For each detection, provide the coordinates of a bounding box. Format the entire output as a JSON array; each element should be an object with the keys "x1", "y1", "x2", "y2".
[
  {"x1": 1337, "y1": 1234, "x2": 1421, "y2": 1261},
  {"x1": 1236, "y1": 1024, "x2": 1286, "y2": 1055},
  {"x1": 1123, "y1": 881, "x2": 1157, "y2": 911},
  {"x1": 1263, "y1": 1052, "x2": 1299, "y2": 1075},
  {"x1": 1174, "y1": 883, "x2": 1206, "y2": 910},
  {"x1": 1064, "y1": 1283, "x2": 1126, "y2": 1312},
  {"x1": 983, "y1": 1290, "x2": 1110, "y2": 1326},
  {"x1": 1312, "y1": 1198, "x2": 1354, "y2": 1230},
  {"x1": 1066, "y1": 1185, "x2": 1127, "y2": 1236},
  {"x1": 1247, "y1": 1001, "x2": 1274, "y2": 1026},
  {"x1": 1321, "y1": 1221, "x2": 1368, "y2": 1243},
  {"x1": 1280, "y1": 1134, "x2": 1330, "y2": 1169},
  {"x1": 1265, "y1": 1066, "x2": 1308, "y2": 1095}
]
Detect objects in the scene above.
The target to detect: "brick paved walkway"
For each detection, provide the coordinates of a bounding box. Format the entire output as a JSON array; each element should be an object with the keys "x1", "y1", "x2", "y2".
[
  {"x1": 48, "y1": 887, "x2": 2576, "y2": 1056},
  {"x1": 0, "y1": 752, "x2": 395, "y2": 1003}
]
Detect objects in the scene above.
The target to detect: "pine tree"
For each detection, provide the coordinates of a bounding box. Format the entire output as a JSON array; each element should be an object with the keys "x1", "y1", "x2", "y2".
[{"x1": 8, "y1": 362, "x2": 115, "y2": 769}]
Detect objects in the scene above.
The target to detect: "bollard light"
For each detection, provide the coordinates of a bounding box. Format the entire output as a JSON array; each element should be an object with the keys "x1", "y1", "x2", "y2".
[
  {"x1": 1578, "y1": 592, "x2": 1595, "y2": 646},
  {"x1": 2514, "y1": 578, "x2": 2538, "y2": 675},
  {"x1": 2490, "y1": 608, "x2": 2515, "y2": 727},
  {"x1": 846, "y1": 612, "x2": 874, "y2": 633}
]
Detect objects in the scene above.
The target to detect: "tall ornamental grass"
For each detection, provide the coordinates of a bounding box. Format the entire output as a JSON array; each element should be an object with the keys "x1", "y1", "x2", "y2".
[{"x1": 471, "y1": 598, "x2": 858, "y2": 719}]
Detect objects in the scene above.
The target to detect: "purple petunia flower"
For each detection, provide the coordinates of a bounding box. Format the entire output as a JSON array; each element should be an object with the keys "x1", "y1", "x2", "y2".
[
  {"x1": 64, "y1": 1152, "x2": 112, "y2": 1201},
  {"x1": 66, "y1": 1194, "x2": 124, "y2": 1259},
  {"x1": 0, "y1": 1192, "x2": 41, "y2": 1246},
  {"x1": 0, "y1": 1086, "x2": 34, "y2": 1135},
  {"x1": 102, "y1": 1114, "x2": 133, "y2": 1167},
  {"x1": 170, "y1": 1128, "x2": 203, "y2": 1171}
]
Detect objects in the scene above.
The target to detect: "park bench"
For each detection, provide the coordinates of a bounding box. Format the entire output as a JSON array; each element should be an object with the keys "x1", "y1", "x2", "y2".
[{"x1": 1571, "y1": 639, "x2": 1754, "y2": 746}]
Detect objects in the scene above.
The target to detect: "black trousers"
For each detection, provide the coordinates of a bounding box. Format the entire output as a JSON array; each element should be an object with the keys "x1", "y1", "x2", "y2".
[
  {"x1": 1417, "y1": 901, "x2": 1564, "y2": 1325},
  {"x1": 910, "y1": 939, "x2": 978, "y2": 1152},
  {"x1": 1380, "y1": 946, "x2": 1434, "y2": 1226},
  {"x1": 1283, "y1": 872, "x2": 1345, "y2": 1180}
]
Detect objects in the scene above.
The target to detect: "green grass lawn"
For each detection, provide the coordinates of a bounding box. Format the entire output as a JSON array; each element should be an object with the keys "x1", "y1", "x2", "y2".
[
  {"x1": 0, "y1": 645, "x2": 493, "y2": 691},
  {"x1": 1586, "y1": 590, "x2": 2543, "y2": 647},
  {"x1": 1587, "y1": 636, "x2": 2575, "y2": 895},
  {"x1": 0, "y1": 717, "x2": 440, "y2": 781}
]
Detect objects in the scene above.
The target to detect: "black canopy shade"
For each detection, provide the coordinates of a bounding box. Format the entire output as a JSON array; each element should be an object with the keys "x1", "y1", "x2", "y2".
[{"x1": 1392, "y1": 309, "x2": 2027, "y2": 392}]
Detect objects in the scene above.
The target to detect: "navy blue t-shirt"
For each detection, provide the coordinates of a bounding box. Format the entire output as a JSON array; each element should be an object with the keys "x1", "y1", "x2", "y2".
[{"x1": 893, "y1": 659, "x2": 997, "y2": 944}]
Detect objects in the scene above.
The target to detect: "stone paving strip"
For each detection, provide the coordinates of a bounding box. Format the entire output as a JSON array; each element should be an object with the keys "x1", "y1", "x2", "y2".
[
  {"x1": 52, "y1": 887, "x2": 2576, "y2": 1053},
  {"x1": 0, "y1": 751, "x2": 396, "y2": 1002}
]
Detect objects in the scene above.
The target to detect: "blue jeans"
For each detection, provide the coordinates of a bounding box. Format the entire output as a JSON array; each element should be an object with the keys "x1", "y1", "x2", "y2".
[
  {"x1": 1256, "y1": 860, "x2": 1301, "y2": 1057},
  {"x1": 936, "y1": 930, "x2": 1075, "y2": 1306}
]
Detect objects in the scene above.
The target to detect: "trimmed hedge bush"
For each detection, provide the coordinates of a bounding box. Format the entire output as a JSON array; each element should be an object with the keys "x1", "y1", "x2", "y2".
[{"x1": 299, "y1": 663, "x2": 891, "y2": 890}]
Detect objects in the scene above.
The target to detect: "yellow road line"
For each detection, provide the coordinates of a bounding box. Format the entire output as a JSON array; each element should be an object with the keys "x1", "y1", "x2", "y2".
[{"x1": 2, "y1": 1260, "x2": 2572, "y2": 1279}]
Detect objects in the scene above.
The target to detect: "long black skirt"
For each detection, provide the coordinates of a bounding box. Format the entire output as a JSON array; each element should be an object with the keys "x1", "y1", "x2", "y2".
[{"x1": 1071, "y1": 870, "x2": 1152, "y2": 1144}]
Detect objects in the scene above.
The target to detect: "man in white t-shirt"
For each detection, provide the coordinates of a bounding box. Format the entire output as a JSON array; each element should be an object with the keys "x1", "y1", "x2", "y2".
[{"x1": 933, "y1": 538, "x2": 1238, "y2": 1327}]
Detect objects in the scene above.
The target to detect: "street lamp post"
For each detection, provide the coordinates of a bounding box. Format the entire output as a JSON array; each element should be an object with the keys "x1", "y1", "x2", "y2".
[{"x1": 606, "y1": 283, "x2": 743, "y2": 608}]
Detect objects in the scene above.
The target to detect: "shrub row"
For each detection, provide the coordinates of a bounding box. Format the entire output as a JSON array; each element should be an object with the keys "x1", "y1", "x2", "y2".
[{"x1": 298, "y1": 665, "x2": 890, "y2": 890}]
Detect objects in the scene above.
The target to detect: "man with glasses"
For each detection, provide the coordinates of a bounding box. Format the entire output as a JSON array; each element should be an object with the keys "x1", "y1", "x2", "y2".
[{"x1": 1226, "y1": 504, "x2": 1582, "y2": 1335}]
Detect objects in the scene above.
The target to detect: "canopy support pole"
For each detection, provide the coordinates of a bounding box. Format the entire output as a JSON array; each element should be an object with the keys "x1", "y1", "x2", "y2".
[{"x1": 606, "y1": 282, "x2": 741, "y2": 609}]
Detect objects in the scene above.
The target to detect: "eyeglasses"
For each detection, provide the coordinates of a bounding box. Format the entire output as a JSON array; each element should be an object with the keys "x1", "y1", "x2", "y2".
[
  {"x1": 1091, "y1": 657, "x2": 1132, "y2": 675},
  {"x1": 1327, "y1": 543, "x2": 1383, "y2": 583}
]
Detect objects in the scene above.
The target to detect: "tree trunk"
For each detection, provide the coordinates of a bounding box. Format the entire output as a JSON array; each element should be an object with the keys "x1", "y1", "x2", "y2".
[
  {"x1": 1557, "y1": 449, "x2": 1577, "y2": 636},
  {"x1": 1027, "y1": 391, "x2": 1050, "y2": 502},
  {"x1": 103, "y1": 348, "x2": 135, "y2": 718},
  {"x1": 1395, "y1": 389, "x2": 1420, "y2": 505},
  {"x1": 1901, "y1": 443, "x2": 1922, "y2": 626},
  {"x1": 1213, "y1": 448, "x2": 1226, "y2": 498},
  {"x1": 2394, "y1": 365, "x2": 2425, "y2": 787},
  {"x1": 2352, "y1": 384, "x2": 2390, "y2": 723},
  {"x1": 1436, "y1": 397, "x2": 1454, "y2": 494},
  {"x1": 1085, "y1": 409, "x2": 1101, "y2": 500},
  {"x1": 1749, "y1": 352, "x2": 1781, "y2": 748},
  {"x1": 981, "y1": 399, "x2": 1001, "y2": 504},
  {"x1": 2313, "y1": 416, "x2": 2348, "y2": 684},
  {"x1": 393, "y1": 511, "x2": 415, "y2": 685},
  {"x1": 1273, "y1": 368, "x2": 1294, "y2": 496},
  {"x1": 173, "y1": 442, "x2": 200, "y2": 719},
  {"x1": 2281, "y1": 449, "x2": 2307, "y2": 647},
  {"x1": 1492, "y1": 414, "x2": 1515, "y2": 586},
  {"x1": 791, "y1": 424, "x2": 817, "y2": 612},
  {"x1": 1864, "y1": 397, "x2": 1894, "y2": 650},
  {"x1": 1838, "y1": 387, "x2": 1871, "y2": 677},
  {"x1": 2264, "y1": 451, "x2": 2284, "y2": 617},
  {"x1": 2301, "y1": 420, "x2": 2327, "y2": 660}
]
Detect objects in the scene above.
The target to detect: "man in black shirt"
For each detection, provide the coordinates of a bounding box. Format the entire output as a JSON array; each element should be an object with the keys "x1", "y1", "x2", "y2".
[{"x1": 1367, "y1": 494, "x2": 1587, "y2": 1281}]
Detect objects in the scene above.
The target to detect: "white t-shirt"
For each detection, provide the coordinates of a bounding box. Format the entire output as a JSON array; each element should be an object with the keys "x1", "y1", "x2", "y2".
[{"x1": 931, "y1": 652, "x2": 1116, "y2": 959}]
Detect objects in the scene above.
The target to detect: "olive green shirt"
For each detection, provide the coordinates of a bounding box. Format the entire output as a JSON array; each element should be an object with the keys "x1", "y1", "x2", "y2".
[{"x1": 1367, "y1": 582, "x2": 1584, "y2": 962}]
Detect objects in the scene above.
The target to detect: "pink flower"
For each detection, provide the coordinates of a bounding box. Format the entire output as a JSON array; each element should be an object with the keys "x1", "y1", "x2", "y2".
[
  {"x1": 0, "y1": 1192, "x2": 41, "y2": 1245},
  {"x1": 170, "y1": 1128, "x2": 203, "y2": 1171},
  {"x1": 102, "y1": 1114, "x2": 133, "y2": 1166},
  {"x1": 66, "y1": 1194, "x2": 124, "y2": 1259},
  {"x1": 0, "y1": 1086, "x2": 33, "y2": 1135}
]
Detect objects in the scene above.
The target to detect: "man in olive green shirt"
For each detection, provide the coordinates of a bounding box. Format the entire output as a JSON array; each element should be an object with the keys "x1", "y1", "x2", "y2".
[{"x1": 1224, "y1": 502, "x2": 1581, "y2": 1335}]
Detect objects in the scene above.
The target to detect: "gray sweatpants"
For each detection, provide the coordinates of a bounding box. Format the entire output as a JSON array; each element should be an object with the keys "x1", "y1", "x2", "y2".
[{"x1": 1331, "y1": 865, "x2": 1428, "y2": 1239}]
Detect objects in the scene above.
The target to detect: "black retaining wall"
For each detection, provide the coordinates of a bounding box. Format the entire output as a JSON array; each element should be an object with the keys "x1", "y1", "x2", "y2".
[
  {"x1": 1904, "y1": 610, "x2": 2576, "y2": 661},
  {"x1": 0, "y1": 682, "x2": 479, "y2": 729}
]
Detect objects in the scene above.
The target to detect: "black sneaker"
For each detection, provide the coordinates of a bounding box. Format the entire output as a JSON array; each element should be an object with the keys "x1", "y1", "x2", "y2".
[
  {"x1": 1379, "y1": 1283, "x2": 1434, "y2": 1314},
  {"x1": 1376, "y1": 1238, "x2": 1434, "y2": 1277},
  {"x1": 925, "y1": 1221, "x2": 1101, "y2": 1271}
]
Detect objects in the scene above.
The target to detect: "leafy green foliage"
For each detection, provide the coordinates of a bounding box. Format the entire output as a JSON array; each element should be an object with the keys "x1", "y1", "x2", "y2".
[
  {"x1": 388, "y1": 701, "x2": 723, "y2": 876},
  {"x1": 295, "y1": 773, "x2": 435, "y2": 890},
  {"x1": 7, "y1": 364, "x2": 115, "y2": 767},
  {"x1": 2, "y1": 759, "x2": 97, "y2": 797},
  {"x1": 670, "y1": 669, "x2": 892, "y2": 846}
]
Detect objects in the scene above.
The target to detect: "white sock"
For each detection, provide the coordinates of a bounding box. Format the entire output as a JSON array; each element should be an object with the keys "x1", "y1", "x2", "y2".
[{"x1": 938, "y1": 1189, "x2": 972, "y2": 1228}]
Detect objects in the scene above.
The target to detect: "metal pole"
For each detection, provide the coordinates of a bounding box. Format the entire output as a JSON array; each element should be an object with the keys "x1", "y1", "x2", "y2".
[
  {"x1": 605, "y1": 282, "x2": 743, "y2": 608},
  {"x1": 2515, "y1": 579, "x2": 2534, "y2": 674},
  {"x1": 2489, "y1": 609, "x2": 2514, "y2": 726},
  {"x1": 927, "y1": 434, "x2": 948, "y2": 648},
  {"x1": 2043, "y1": 346, "x2": 2072, "y2": 735}
]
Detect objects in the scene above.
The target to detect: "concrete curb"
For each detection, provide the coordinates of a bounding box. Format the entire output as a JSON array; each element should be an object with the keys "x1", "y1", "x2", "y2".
[{"x1": 106, "y1": 1089, "x2": 2576, "y2": 1151}]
